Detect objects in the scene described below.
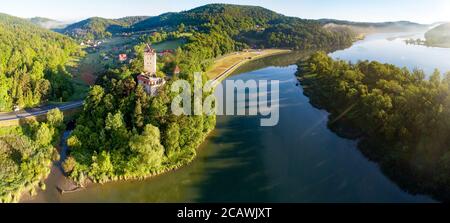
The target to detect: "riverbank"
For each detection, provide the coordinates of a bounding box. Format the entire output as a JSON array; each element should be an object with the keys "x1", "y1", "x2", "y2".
[
  {"x1": 21, "y1": 124, "x2": 214, "y2": 203},
  {"x1": 206, "y1": 49, "x2": 291, "y2": 81},
  {"x1": 297, "y1": 52, "x2": 444, "y2": 202},
  {"x1": 21, "y1": 49, "x2": 289, "y2": 203}
]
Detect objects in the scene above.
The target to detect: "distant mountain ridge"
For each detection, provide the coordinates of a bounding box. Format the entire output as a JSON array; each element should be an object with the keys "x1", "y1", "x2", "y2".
[
  {"x1": 58, "y1": 4, "x2": 431, "y2": 43},
  {"x1": 318, "y1": 19, "x2": 429, "y2": 34},
  {"x1": 131, "y1": 4, "x2": 282, "y2": 31},
  {"x1": 128, "y1": 4, "x2": 429, "y2": 46},
  {"x1": 127, "y1": 4, "x2": 357, "y2": 50},
  {"x1": 318, "y1": 19, "x2": 427, "y2": 27}
]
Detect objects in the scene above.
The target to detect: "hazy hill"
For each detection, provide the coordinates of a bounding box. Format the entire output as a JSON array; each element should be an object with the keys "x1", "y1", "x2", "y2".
[
  {"x1": 425, "y1": 23, "x2": 450, "y2": 47},
  {"x1": 319, "y1": 19, "x2": 429, "y2": 34},
  {"x1": 0, "y1": 13, "x2": 81, "y2": 111},
  {"x1": 28, "y1": 17, "x2": 69, "y2": 29}
]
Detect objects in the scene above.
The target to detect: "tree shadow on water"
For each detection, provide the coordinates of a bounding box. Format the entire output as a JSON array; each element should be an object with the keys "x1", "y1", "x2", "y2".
[{"x1": 193, "y1": 115, "x2": 273, "y2": 202}]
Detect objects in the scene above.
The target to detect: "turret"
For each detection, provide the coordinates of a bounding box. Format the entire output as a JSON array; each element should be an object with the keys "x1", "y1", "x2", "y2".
[{"x1": 144, "y1": 44, "x2": 157, "y2": 75}]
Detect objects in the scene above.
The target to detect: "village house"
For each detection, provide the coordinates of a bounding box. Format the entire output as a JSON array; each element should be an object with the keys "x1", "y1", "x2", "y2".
[
  {"x1": 118, "y1": 54, "x2": 128, "y2": 62},
  {"x1": 137, "y1": 44, "x2": 166, "y2": 96}
]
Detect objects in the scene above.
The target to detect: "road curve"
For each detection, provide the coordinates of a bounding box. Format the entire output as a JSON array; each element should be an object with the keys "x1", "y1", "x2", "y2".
[{"x1": 0, "y1": 101, "x2": 84, "y2": 122}]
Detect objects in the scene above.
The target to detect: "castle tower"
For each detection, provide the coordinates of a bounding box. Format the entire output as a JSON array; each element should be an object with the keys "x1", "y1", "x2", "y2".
[
  {"x1": 144, "y1": 44, "x2": 157, "y2": 75},
  {"x1": 137, "y1": 44, "x2": 165, "y2": 96}
]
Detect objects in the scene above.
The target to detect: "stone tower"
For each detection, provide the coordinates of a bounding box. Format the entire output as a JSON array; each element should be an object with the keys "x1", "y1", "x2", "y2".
[{"x1": 144, "y1": 44, "x2": 157, "y2": 75}]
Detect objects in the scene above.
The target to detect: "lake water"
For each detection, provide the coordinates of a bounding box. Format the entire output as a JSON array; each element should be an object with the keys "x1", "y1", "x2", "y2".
[
  {"x1": 28, "y1": 32, "x2": 447, "y2": 203},
  {"x1": 330, "y1": 32, "x2": 450, "y2": 75}
]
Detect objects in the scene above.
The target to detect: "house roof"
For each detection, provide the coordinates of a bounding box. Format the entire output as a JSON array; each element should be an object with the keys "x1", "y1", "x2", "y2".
[{"x1": 118, "y1": 54, "x2": 127, "y2": 60}]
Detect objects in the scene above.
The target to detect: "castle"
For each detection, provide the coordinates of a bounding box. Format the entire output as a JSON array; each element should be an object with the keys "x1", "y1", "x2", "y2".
[{"x1": 137, "y1": 44, "x2": 165, "y2": 96}]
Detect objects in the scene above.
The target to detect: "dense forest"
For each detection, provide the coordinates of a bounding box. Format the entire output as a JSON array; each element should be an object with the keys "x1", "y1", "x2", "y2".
[
  {"x1": 131, "y1": 4, "x2": 357, "y2": 51},
  {"x1": 0, "y1": 13, "x2": 83, "y2": 112},
  {"x1": 297, "y1": 52, "x2": 450, "y2": 201},
  {"x1": 238, "y1": 17, "x2": 356, "y2": 50},
  {"x1": 132, "y1": 4, "x2": 282, "y2": 31},
  {"x1": 64, "y1": 75, "x2": 215, "y2": 183},
  {"x1": 0, "y1": 109, "x2": 65, "y2": 203},
  {"x1": 425, "y1": 23, "x2": 450, "y2": 48},
  {"x1": 61, "y1": 4, "x2": 356, "y2": 50}
]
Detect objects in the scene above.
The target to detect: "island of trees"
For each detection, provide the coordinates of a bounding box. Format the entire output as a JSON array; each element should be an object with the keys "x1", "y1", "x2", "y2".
[{"x1": 297, "y1": 52, "x2": 450, "y2": 201}]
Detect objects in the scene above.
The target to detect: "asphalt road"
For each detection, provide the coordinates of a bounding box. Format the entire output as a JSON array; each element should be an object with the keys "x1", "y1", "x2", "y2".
[{"x1": 0, "y1": 101, "x2": 84, "y2": 121}]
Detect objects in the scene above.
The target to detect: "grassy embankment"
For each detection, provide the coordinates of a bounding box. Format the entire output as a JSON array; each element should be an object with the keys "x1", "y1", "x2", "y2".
[{"x1": 206, "y1": 49, "x2": 291, "y2": 82}]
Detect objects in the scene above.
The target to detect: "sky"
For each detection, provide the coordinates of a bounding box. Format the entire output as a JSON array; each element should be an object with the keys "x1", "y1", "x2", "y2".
[{"x1": 1, "y1": 0, "x2": 449, "y2": 24}]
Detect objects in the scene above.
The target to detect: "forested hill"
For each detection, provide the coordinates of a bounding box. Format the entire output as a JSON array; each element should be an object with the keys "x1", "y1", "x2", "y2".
[
  {"x1": 61, "y1": 16, "x2": 149, "y2": 40},
  {"x1": 132, "y1": 4, "x2": 282, "y2": 32},
  {"x1": 425, "y1": 23, "x2": 450, "y2": 47},
  {"x1": 130, "y1": 4, "x2": 357, "y2": 50},
  {"x1": 0, "y1": 13, "x2": 82, "y2": 111},
  {"x1": 115, "y1": 16, "x2": 151, "y2": 26}
]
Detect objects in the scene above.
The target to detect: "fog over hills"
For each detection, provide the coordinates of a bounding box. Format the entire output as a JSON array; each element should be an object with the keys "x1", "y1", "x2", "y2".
[{"x1": 28, "y1": 17, "x2": 70, "y2": 29}]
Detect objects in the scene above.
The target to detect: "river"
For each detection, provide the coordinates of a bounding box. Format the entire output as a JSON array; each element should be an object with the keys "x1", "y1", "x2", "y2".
[{"x1": 27, "y1": 31, "x2": 449, "y2": 203}]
